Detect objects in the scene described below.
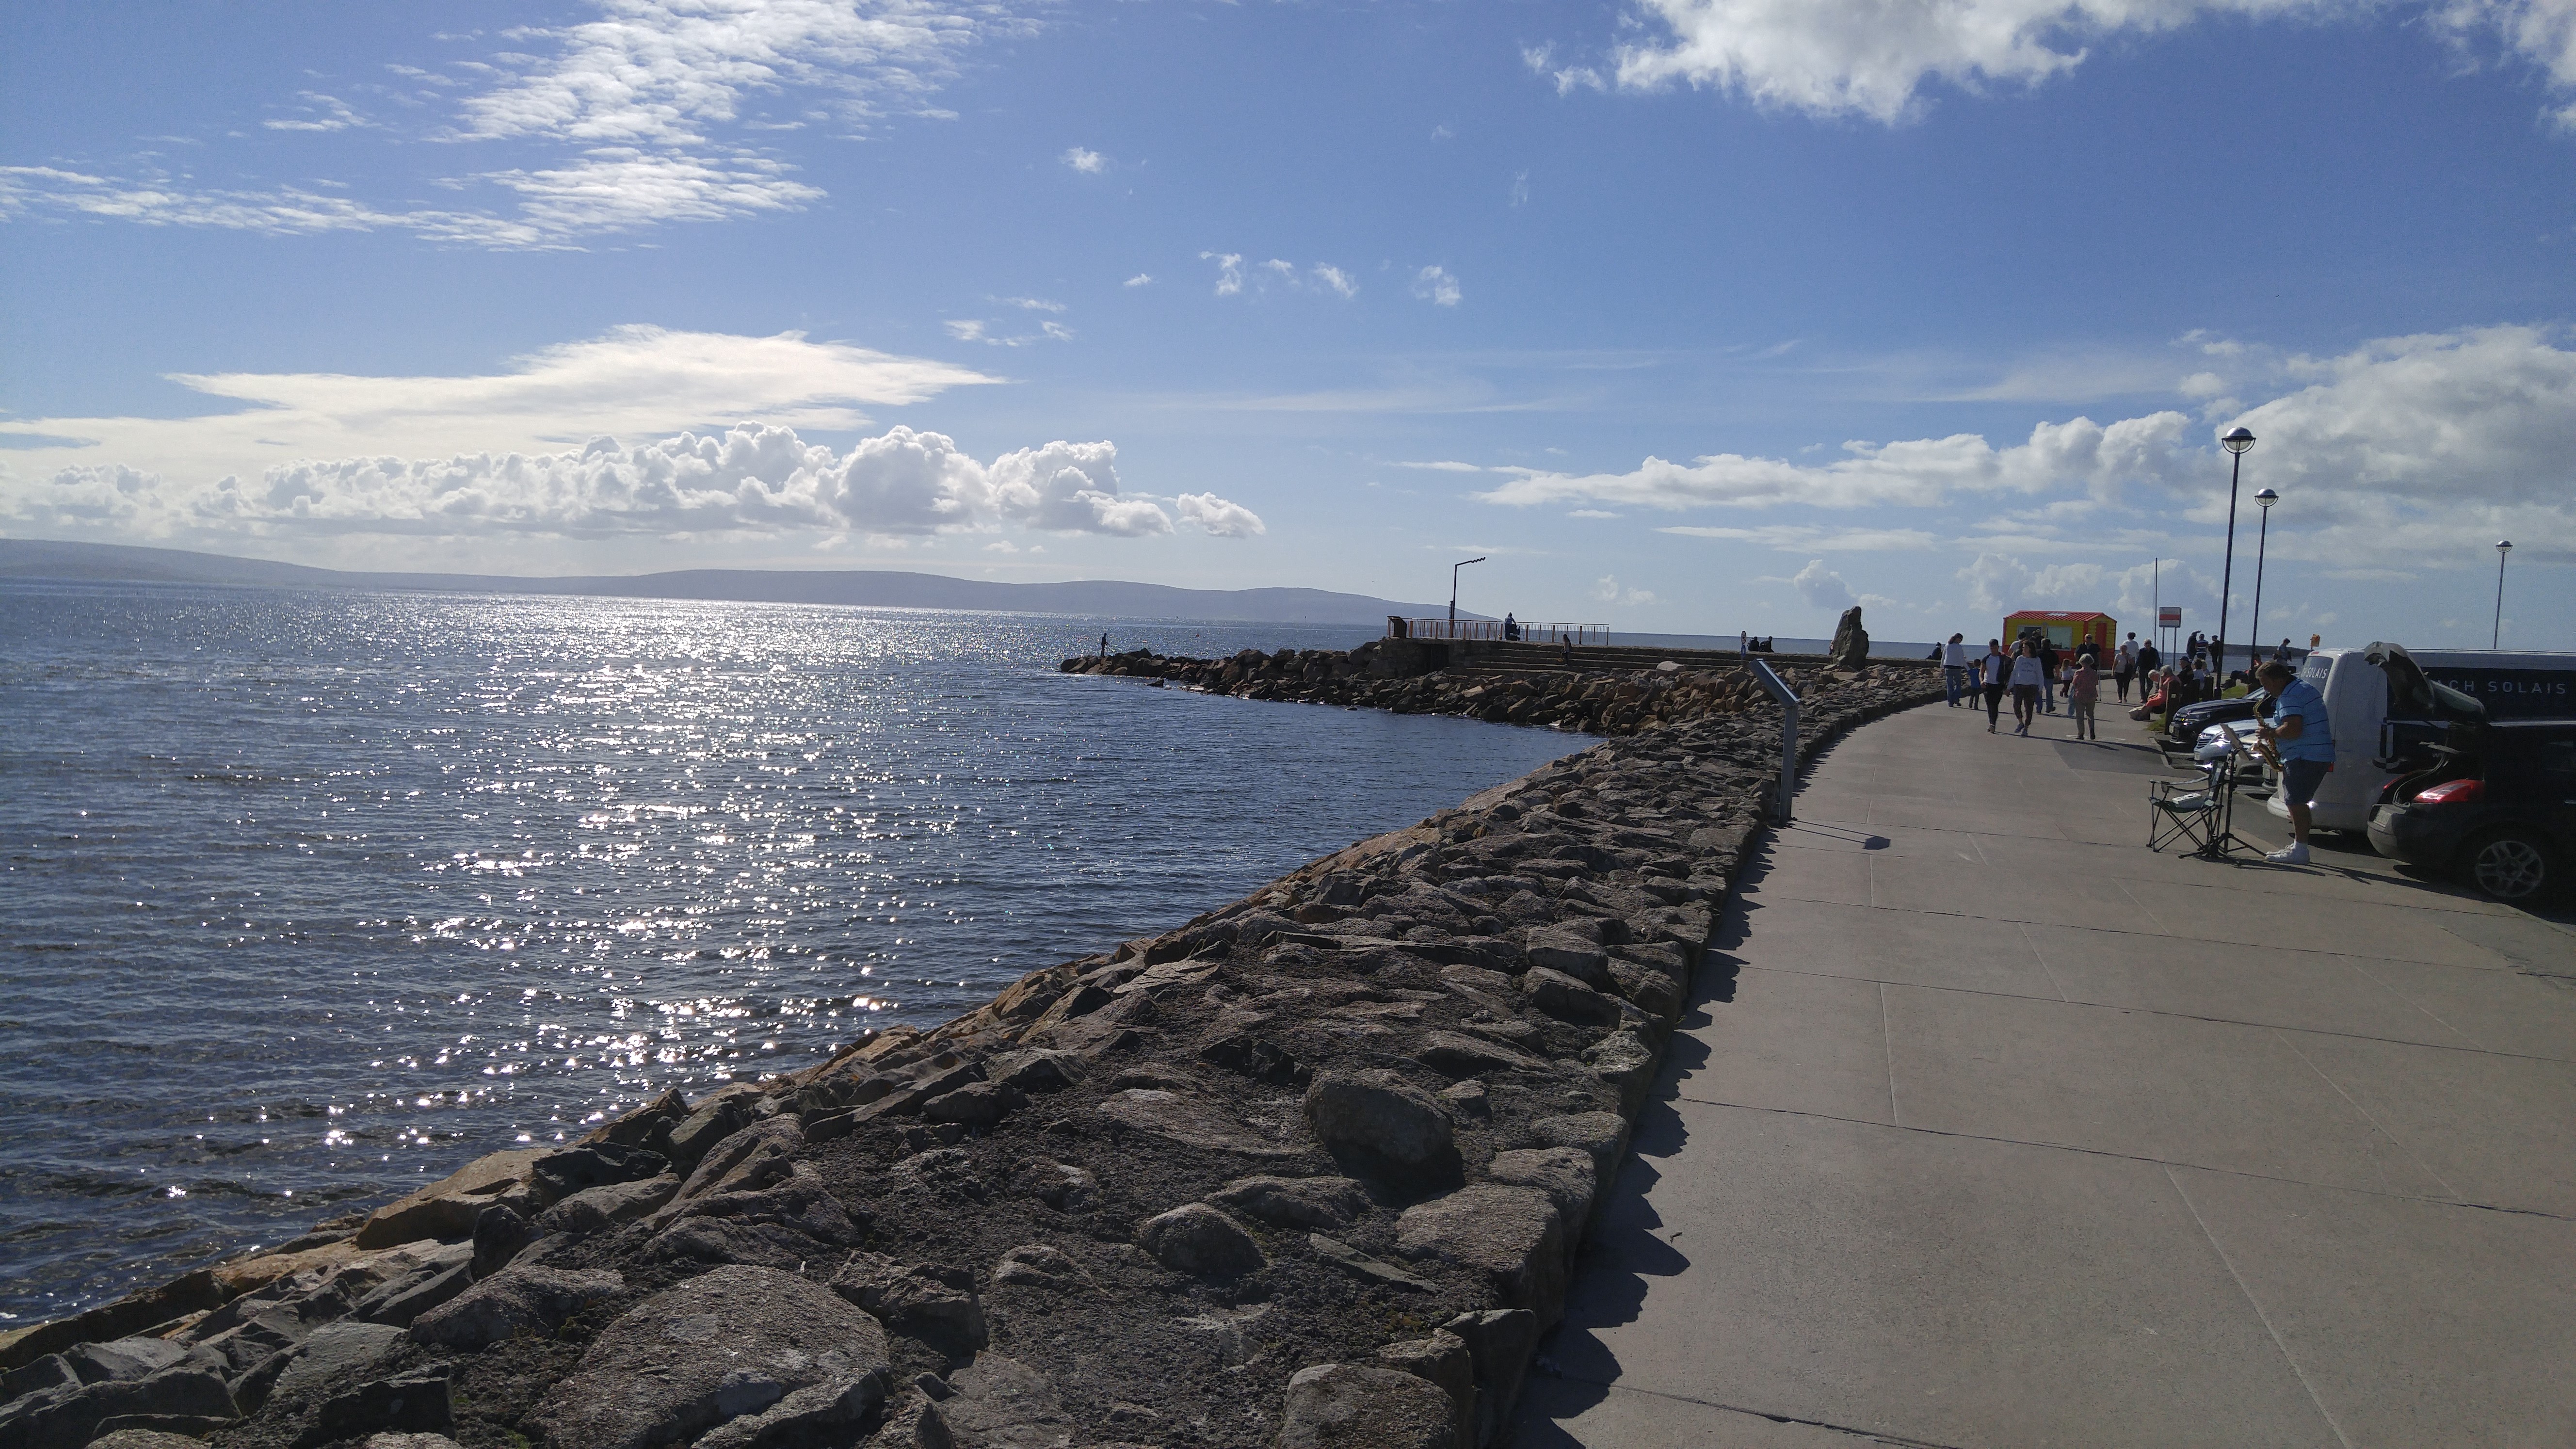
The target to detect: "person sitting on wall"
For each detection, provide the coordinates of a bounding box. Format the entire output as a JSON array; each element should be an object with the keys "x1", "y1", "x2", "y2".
[{"x1": 1503, "y1": 612, "x2": 1521, "y2": 642}]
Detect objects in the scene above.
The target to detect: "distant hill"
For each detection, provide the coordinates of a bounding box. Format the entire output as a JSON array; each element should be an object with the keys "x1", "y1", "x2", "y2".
[{"x1": 0, "y1": 538, "x2": 1479, "y2": 627}]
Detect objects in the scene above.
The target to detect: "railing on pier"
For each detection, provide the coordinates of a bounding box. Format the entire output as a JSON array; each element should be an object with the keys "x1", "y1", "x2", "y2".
[{"x1": 1386, "y1": 618, "x2": 1610, "y2": 645}]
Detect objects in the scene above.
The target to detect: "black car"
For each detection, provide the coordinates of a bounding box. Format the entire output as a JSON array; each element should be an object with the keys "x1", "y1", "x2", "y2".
[
  {"x1": 2163, "y1": 694, "x2": 2259, "y2": 748},
  {"x1": 2368, "y1": 720, "x2": 2576, "y2": 901}
]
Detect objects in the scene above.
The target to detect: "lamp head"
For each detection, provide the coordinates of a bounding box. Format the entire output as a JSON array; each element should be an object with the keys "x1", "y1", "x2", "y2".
[
  {"x1": 2497, "y1": 540, "x2": 2512, "y2": 554},
  {"x1": 2220, "y1": 426, "x2": 2256, "y2": 455},
  {"x1": 2254, "y1": 487, "x2": 2278, "y2": 509}
]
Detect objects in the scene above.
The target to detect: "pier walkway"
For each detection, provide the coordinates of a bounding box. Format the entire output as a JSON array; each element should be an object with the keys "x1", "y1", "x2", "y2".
[{"x1": 1516, "y1": 700, "x2": 2576, "y2": 1447}]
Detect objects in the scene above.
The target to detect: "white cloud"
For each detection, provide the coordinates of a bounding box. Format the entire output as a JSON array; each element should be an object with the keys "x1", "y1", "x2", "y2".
[
  {"x1": 1313, "y1": 264, "x2": 1359, "y2": 298},
  {"x1": 1483, "y1": 325, "x2": 2576, "y2": 570},
  {"x1": 1479, "y1": 411, "x2": 2195, "y2": 512},
  {"x1": 1568, "y1": 508, "x2": 1622, "y2": 518},
  {"x1": 1396, "y1": 460, "x2": 1485, "y2": 473},
  {"x1": 2, "y1": 422, "x2": 1186, "y2": 541},
  {"x1": 1958, "y1": 551, "x2": 2221, "y2": 624},
  {"x1": 1124, "y1": 273, "x2": 1153, "y2": 288},
  {"x1": 1201, "y1": 251, "x2": 1245, "y2": 296},
  {"x1": 0, "y1": 0, "x2": 1013, "y2": 247},
  {"x1": 1607, "y1": 0, "x2": 2576, "y2": 126},
  {"x1": 1175, "y1": 491, "x2": 1267, "y2": 537},
  {"x1": 998, "y1": 296, "x2": 1065, "y2": 312},
  {"x1": 1510, "y1": 169, "x2": 1530, "y2": 206},
  {"x1": 1662, "y1": 524, "x2": 1940, "y2": 550},
  {"x1": 944, "y1": 319, "x2": 987, "y2": 342},
  {"x1": 0, "y1": 326, "x2": 997, "y2": 504},
  {"x1": 1791, "y1": 559, "x2": 1854, "y2": 611},
  {"x1": 1413, "y1": 265, "x2": 1462, "y2": 306},
  {"x1": 1062, "y1": 146, "x2": 1105, "y2": 173},
  {"x1": 1593, "y1": 573, "x2": 1656, "y2": 606}
]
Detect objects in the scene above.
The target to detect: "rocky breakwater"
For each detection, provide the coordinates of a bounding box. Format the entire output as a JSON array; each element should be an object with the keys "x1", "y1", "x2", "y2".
[
  {"x1": 1060, "y1": 640, "x2": 1884, "y2": 737},
  {"x1": 0, "y1": 668, "x2": 1941, "y2": 1449}
]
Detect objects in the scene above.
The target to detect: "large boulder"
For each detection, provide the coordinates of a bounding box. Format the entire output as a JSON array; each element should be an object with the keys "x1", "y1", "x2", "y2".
[
  {"x1": 1483, "y1": 1148, "x2": 1597, "y2": 1249},
  {"x1": 832, "y1": 1255, "x2": 988, "y2": 1353},
  {"x1": 528, "y1": 1265, "x2": 889, "y2": 1449},
  {"x1": 1376, "y1": 1330, "x2": 1474, "y2": 1449},
  {"x1": 939, "y1": 1353, "x2": 1079, "y2": 1449},
  {"x1": 1394, "y1": 1186, "x2": 1569, "y2": 1327},
  {"x1": 407, "y1": 1265, "x2": 625, "y2": 1349},
  {"x1": 1272, "y1": 1363, "x2": 1455, "y2": 1449},
  {"x1": 1829, "y1": 605, "x2": 1869, "y2": 666},
  {"x1": 1135, "y1": 1203, "x2": 1266, "y2": 1279},
  {"x1": 1208, "y1": 1175, "x2": 1369, "y2": 1232},
  {"x1": 352, "y1": 1149, "x2": 547, "y2": 1249},
  {"x1": 533, "y1": 1174, "x2": 679, "y2": 1238},
  {"x1": 1442, "y1": 1309, "x2": 1540, "y2": 1447},
  {"x1": 0, "y1": 1357, "x2": 237, "y2": 1449},
  {"x1": 1302, "y1": 1071, "x2": 1462, "y2": 1192}
]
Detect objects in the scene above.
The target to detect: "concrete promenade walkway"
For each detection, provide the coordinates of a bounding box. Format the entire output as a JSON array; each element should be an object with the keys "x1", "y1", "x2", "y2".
[{"x1": 1516, "y1": 698, "x2": 2576, "y2": 1448}]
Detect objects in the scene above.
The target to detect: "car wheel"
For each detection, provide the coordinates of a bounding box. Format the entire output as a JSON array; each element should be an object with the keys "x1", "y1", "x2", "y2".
[{"x1": 2462, "y1": 829, "x2": 2554, "y2": 902}]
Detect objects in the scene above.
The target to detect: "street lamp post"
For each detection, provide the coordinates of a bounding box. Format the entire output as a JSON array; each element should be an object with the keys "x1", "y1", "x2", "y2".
[
  {"x1": 2495, "y1": 540, "x2": 2513, "y2": 649},
  {"x1": 2249, "y1": 487, "x2": 2278, "y2": 667},
  {"x1": 2215, "y1": 427, "x2": 2256, "y2": 679},
  {"x1": 1449, "y1": 556, "x2": 1485, "y2": 639}
]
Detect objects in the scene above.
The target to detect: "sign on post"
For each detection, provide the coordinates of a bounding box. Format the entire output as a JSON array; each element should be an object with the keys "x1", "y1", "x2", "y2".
[{"x1": 2158, "y1": 606, "x2": 2182, "y2": 628}]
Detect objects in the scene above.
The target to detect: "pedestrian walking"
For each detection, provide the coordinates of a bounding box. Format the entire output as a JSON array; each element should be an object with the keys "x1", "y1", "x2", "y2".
[
  {"x1": 1980, "y1": 639, "x2": 2009, "y2": 733},
  {"x1": 2038, "y1": 637, "x2": 2061, "y2": 713},
  {"x1": 2009, "y1": 641, "x2": 2044, "y2": 735},
  {"x1": 2067, "y1": 652, "x2": 2101, "y2": 740},
  {"x1": 2114, "y1": 632, "x2": 2138, "y2": 702},
  {"x1": 1943, "y1": 632, "x2": 1969, "y2": 707}
]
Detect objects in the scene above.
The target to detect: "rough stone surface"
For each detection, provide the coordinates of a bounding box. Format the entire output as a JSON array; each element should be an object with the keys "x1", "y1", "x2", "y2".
[
  {"x1": 939, "y1": 1353, "x2": 1079, "y2": 1449},
  {"x1": 299, "y1": 1371, "x2": 452, "y2": 1448},
  {"x1": 1303, "y1": 1071, "x2": 1463, "y2": 1192},
  {"x1": 1273, "y1": 1363, "x2": 1456, "y2": 1449},
  {"x1": 267, "y1": 1320, "x2": 407, "y2": 1399},
  {"x1": 528, "y1": 1265, "x2": 891, "y2": 1449},
  {"x1": 406, "y1": 1265, "x2": 624, "y2": 1349},
  {"x1": 832, "y1": 1255, "x2": 989, "y2": 1353},
  {"x1": 351, "y1": 1149, "x2": 546, "y2": 1249},
  {"x1": 1395, "y1": 1186, "x2": 1569, "y2": 1326},
  {"x1": 1376, "y1": 1330, "x2": 1475, "y2": 1449},
  {"x1": 532, "y1": 1173, "x2": 679, "y2": 1237},
  {"x1": 990, "y1": 1244, "x2": 1097, "y2": 1294},
  {"x1": 1442, "y1": 1310, "x2": 1540, "y2": 1448},
  {"x1": 1136, "y1": 1203, "x2": 1267, "y2": 1279},
  {"x1": 1483, "y1": 1148, "x2": 1598, "y2": 1247},
  {"x1": 1208, "y1": 1175, "x2": 1370, "y2": 1232}
]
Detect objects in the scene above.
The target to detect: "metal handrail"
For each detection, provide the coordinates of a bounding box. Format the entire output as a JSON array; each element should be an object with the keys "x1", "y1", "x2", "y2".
[{"x1": 1386, "y1": 618, "x2": 1610, "y2": 644}]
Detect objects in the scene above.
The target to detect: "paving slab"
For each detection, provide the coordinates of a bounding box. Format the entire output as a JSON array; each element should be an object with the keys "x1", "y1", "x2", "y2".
[{"x1": 1518, "y1": 699, "x2": 2576, "y2": 1448}]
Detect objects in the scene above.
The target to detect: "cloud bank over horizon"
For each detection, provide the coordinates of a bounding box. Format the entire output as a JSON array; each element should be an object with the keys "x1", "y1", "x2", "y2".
[
  {"x1": 0, "y1": 325, "x2": 1260, "y2": 547},
  {"x1": 1474, "y1": 325, "x2": 2576, "y2": 571}
]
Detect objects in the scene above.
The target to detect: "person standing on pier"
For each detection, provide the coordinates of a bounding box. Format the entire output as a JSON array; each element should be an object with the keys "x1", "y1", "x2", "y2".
[
  {"x1": 1943, "y1": 632, "x2": 1969, "y2": 707},
  {"x1": 2254, "y1": 660, "x2": 2334, "y2": 866},
  {"x1": 2115, "y1": 632, "x2": 2139, "y2": 702},
  {"x1": 2067, "y1": 652, "x2": 2101, "y2": 741},
  {"x1": 1980, "y1": 639, "x2": 2010, "y2": 732},
  {"x1": 2009, "y1": 640, "x2": 2044, "y2": 735},
  {"x1": 1099, "y1": 632, "x2": 1110, "y2": 660}
]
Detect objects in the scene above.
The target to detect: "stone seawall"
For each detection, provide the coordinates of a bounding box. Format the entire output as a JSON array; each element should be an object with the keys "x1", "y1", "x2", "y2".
[
  {"x1": 1058, "y1": 641, "x2": 1900, "y2": 737},
  {"x1": 0, "y1": 666, "x2": 1941, "y2": 1449}
]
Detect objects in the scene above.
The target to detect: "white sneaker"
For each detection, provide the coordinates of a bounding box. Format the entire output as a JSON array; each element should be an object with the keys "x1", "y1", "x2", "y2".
[{"x1": 2266, "y1": 842, "x2": 2310, "y2": 865}]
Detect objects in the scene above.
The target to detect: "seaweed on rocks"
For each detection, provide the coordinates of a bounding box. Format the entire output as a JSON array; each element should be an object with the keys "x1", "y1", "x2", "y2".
[{"x1": 0, "y1": 666, "x2": 1940, "y2": 1449}]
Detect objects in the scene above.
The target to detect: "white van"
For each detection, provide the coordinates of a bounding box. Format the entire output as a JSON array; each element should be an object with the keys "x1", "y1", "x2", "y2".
[{"x1": 2268, "y1": 644, "x2": 2576, "y2": 832}]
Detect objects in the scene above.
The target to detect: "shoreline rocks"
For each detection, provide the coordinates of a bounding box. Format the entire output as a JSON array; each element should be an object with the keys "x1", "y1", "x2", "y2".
[{"x1": 0, "y1": 664, "x2": 1939, "y2": 1449}]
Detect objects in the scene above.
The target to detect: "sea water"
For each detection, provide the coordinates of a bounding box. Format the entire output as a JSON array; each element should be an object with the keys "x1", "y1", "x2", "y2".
[{"x1": 0, "y1": 582, "x2": 1583, "y2": 1321}]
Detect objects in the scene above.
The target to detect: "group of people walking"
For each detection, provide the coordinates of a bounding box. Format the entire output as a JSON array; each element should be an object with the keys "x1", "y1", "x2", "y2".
[{"x1": 1942, "y1": 631, "x2": 2160, "y2": 741}]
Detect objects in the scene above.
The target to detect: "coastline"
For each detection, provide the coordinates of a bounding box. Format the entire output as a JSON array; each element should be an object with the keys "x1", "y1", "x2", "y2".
[{"x1": 2, "y1": 657, "x2": 1942, "y2": 1449}]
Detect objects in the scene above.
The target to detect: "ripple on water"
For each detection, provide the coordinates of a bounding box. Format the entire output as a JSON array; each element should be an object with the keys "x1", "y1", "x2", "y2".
[{"x1": 0, "y1": 583, "x2": 1584, "y2": 1318}]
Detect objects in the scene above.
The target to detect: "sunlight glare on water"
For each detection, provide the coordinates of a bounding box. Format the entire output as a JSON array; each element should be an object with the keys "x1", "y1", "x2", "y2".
[{"x1": 0, "y1": 583, "x2": 1584, "y2": 1319}]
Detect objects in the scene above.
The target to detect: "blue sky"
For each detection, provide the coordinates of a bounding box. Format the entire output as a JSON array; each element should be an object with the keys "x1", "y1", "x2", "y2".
[{"x1": 3, "y1": 0, "x2": 2571, "y2": 647}]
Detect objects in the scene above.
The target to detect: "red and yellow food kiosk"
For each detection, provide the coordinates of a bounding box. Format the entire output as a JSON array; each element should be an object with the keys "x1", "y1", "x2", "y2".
[{"x1": 2004, "y1": 610, "x2": 2115, "y2": 658}]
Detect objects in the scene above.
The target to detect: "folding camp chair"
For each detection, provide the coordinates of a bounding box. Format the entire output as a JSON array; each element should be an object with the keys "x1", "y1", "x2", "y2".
[{"x1": 2149, "y1": 773, "x2": 2223, "y2": 854}]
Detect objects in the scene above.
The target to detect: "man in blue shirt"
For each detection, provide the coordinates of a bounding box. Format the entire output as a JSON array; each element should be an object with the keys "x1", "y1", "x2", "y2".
[{"x1": 2254, "y1": 660, "x2": 2335, "y2": 865}]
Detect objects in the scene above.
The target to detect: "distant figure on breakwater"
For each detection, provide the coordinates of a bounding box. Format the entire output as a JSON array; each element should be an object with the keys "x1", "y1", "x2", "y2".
[
  {"x1": 1503, "y1": 612, "x2": 1521, "y2": 641},
  {"x1": 1560, "y1": 635, "x2": 1576, "y2": 666},
  {"x1": 1099, "y1": 632, "x2": 1110, "y2": 660}
]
